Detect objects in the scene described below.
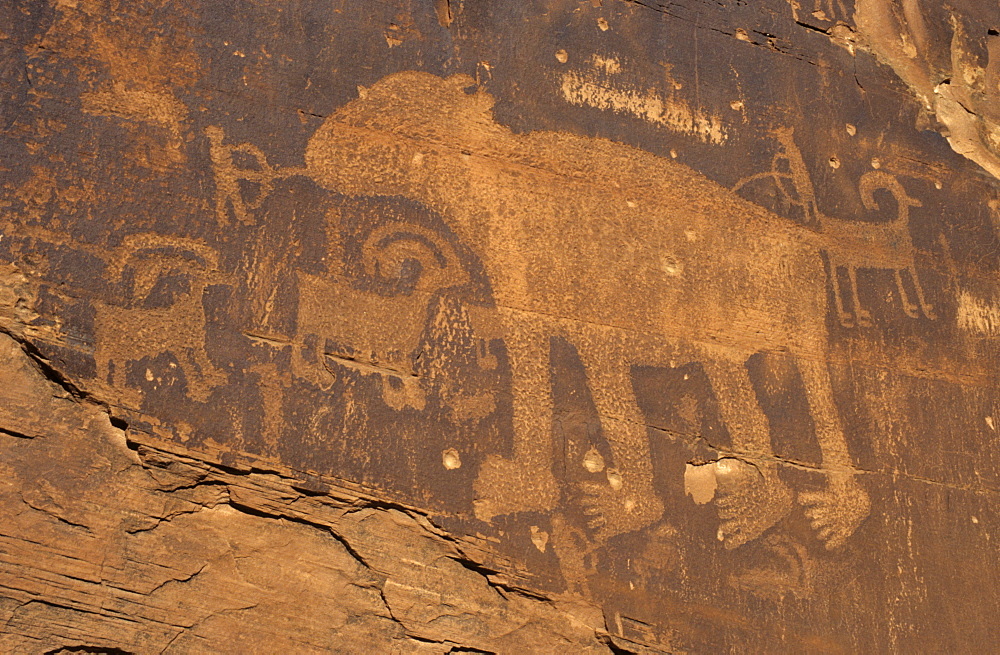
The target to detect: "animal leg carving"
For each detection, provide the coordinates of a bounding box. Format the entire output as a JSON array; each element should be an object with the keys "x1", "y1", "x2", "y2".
[
  {"x1": 187, "y1": 341, "x2": 222, "y2": 402},
  {"x1": 894, "y1": 269, "x2": 921, "y2": 318},
  {"x1": 549, "y1": 513, "x2": 597, "y2": 597},
  {"x1": 905, "y1": 267, "x2": 937, "y2": 320},
  {"x1": 829, "y1": 264, "x2": 856, "y2": 328},
  {"x1": 796, "y1": 357, "x2": 870, "y2": 549},
  {"x1": 574, "y1": 346, "x2": 664, "y2": 542},
  {"x1": 473, "y1": 314, "x2": 559, "y2": 521},
  {"x1": 701, "y1": 357, "x2": 793, "y2": 550},
  {"x1": 846, "y1": 265, "x2": 873, "y2": 326}
]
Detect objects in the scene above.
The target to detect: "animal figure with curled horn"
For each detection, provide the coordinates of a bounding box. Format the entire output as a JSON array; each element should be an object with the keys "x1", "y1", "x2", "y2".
[
  {"x1": 733, "y1": 128, "x2": 935, "y2": 327},
  {"x1": 94, "y1": 234, "x2": 227, "y2": 405}
]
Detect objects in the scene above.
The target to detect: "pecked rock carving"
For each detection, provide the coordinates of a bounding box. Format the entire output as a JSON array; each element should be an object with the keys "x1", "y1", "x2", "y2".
[
  {"x1": 94, "y1": 234, "x2": 228, "y2": 405},
  {"x1": 304, "y1": 71, "x2": 870, "y2": 550},
  {"x1": 295, "y1": 217, "x2": 499, "y2": 413},
  {"x1": 5, "y1": 0, "x2": 1000, "y2": 649},
  {"x1": 734, "y1": 127, "x2": 936, "y2": 327}
]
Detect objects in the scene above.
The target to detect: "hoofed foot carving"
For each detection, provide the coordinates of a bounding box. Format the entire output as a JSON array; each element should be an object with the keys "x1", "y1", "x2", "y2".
[
  {"x1": 713, "y1": 458, "x2": 794, "y2": 550},
  {"x1": 473, "y1": 455, "x2": 560, "y2": 522},
  {"x1": 799, "y1": 471, "x2": 870, "y2": 550},
  {"x1": 577, "y1": 470, "x2": 664, "y2": 543}
]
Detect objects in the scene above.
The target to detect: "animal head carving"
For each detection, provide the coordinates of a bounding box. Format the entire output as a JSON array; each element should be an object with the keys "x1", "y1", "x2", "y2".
[
  {"x1": 858, "y1": 170, "x2": 922, "y2": 221},
  {"x1": 361, "y1": 223, "x2": 470, "y2": 296},
  {"x1": 109, "y1": 234, "x2": 222, "y2": 309},
  {"x1": 304, "y1": 72, "x2": 498, "y2": 197},
  {"x1": 339, "y1": 194, "x2": 491, "y2": 305}
]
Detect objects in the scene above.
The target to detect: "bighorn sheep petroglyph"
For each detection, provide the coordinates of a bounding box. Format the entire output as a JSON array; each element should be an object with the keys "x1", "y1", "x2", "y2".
[
  {"x1": 304, "y1": 71, "x2": 869, "y2": 550},
  {"x1": 94, "y1": 234, "x2": 227, "y2": 405},
  {"x1": 295, "y1": 219, "x2": 494, "y2": 412},
  {"x1": 734, "y1": 128, "x2": 935, "y2": 327}
]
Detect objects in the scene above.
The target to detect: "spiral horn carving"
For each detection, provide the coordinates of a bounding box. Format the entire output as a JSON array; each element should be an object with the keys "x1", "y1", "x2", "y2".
[
  {"x1": 858, "y1": 170, "x2": 922, "y2": 219},
  {"x1": 361, "y1": 223, "x2": 469, "y2": 292}
]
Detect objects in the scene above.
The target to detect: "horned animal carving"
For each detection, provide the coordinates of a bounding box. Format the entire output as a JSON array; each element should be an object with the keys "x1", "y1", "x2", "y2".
[
  {"x1": 94, "y1": 234, "x2": 227, "y2": 404},
  {"x1": 734, "y1": 128, "x2": 935, "y2": 327},
  {"x1": 304, "y1": 71, "x2": 869, "y2": 550},
  {"x1": 826, "y1": 171, "x2": 934, "y2": 325},
  {"x1": 295, "y1": 219, "x2": 496, "y2": 411}
]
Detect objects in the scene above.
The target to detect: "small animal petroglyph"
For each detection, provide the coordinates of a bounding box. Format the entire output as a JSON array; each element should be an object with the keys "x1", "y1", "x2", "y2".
[
  {"x1": 827, "y1": 171, "x2": 935, "y2": 325},
  {"x1": 734, "y1": 128, "x2": 935, "y2": 327},
  {"x1": 94, "y1": 234, "x2": 227, "y2": 404},
  {"x1": 204, "y1": 128, "x2": 502, "y2": 420},
  {"x1": 304, "y1": 71, "x2": 870, "y2": 551},
  {"x1": 294, "y1": 205, "x2": 498, "y2": 417},
  {"x1": 205, "y1": 126, "x2": 305, "y2": 225},
  {"x1": 298, "y1": 222, "x2": 466, "y2": 411}
]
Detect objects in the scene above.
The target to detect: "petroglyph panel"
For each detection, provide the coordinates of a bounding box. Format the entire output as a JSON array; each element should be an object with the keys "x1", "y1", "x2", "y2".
[
  {"x1": 3, "y1": 0, "x2": 1000, "y2": 651},
  {"x1": 303, "y1": 70, "x2": 867, "y2": 555}
]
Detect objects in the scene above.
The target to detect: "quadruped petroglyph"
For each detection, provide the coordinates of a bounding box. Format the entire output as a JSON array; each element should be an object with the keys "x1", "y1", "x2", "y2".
[
  {"x1": 734, "y1": 128, "x2": 936, "y2": 327},
  {"x1": 294, "y1": 213, "x2": 500, "y2": 416},
  {"x1": 303, "y1": 71, "x2": 870, "y2": 551},
  {"x1": 94, "y1": 234, "x2": 228, "y2": 405},
  {"x1": 9, "y1": 0, "x2": 1000, "y2": 649}
]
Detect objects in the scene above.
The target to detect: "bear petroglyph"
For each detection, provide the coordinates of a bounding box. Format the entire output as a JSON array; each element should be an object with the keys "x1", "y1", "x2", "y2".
[{"x1": 303, "y1": 71, "x2": 870, "y2": 550}]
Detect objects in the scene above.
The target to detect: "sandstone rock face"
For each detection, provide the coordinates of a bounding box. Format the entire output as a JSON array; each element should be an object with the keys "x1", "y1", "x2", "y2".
[{"x1": 2, "y1": 0, "x2": 999, "y2": 652}]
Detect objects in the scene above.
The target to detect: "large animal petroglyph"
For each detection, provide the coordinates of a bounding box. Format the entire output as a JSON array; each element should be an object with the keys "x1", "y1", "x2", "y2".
[{"x1": 303, "y1": 71, "x2": 870, "y2": 550}]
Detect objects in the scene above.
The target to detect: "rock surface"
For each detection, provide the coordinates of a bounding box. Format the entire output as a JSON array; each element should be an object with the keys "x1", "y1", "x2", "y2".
[{"x1": 2, "y1": 0, "x2": 1000, "y2": 652}]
